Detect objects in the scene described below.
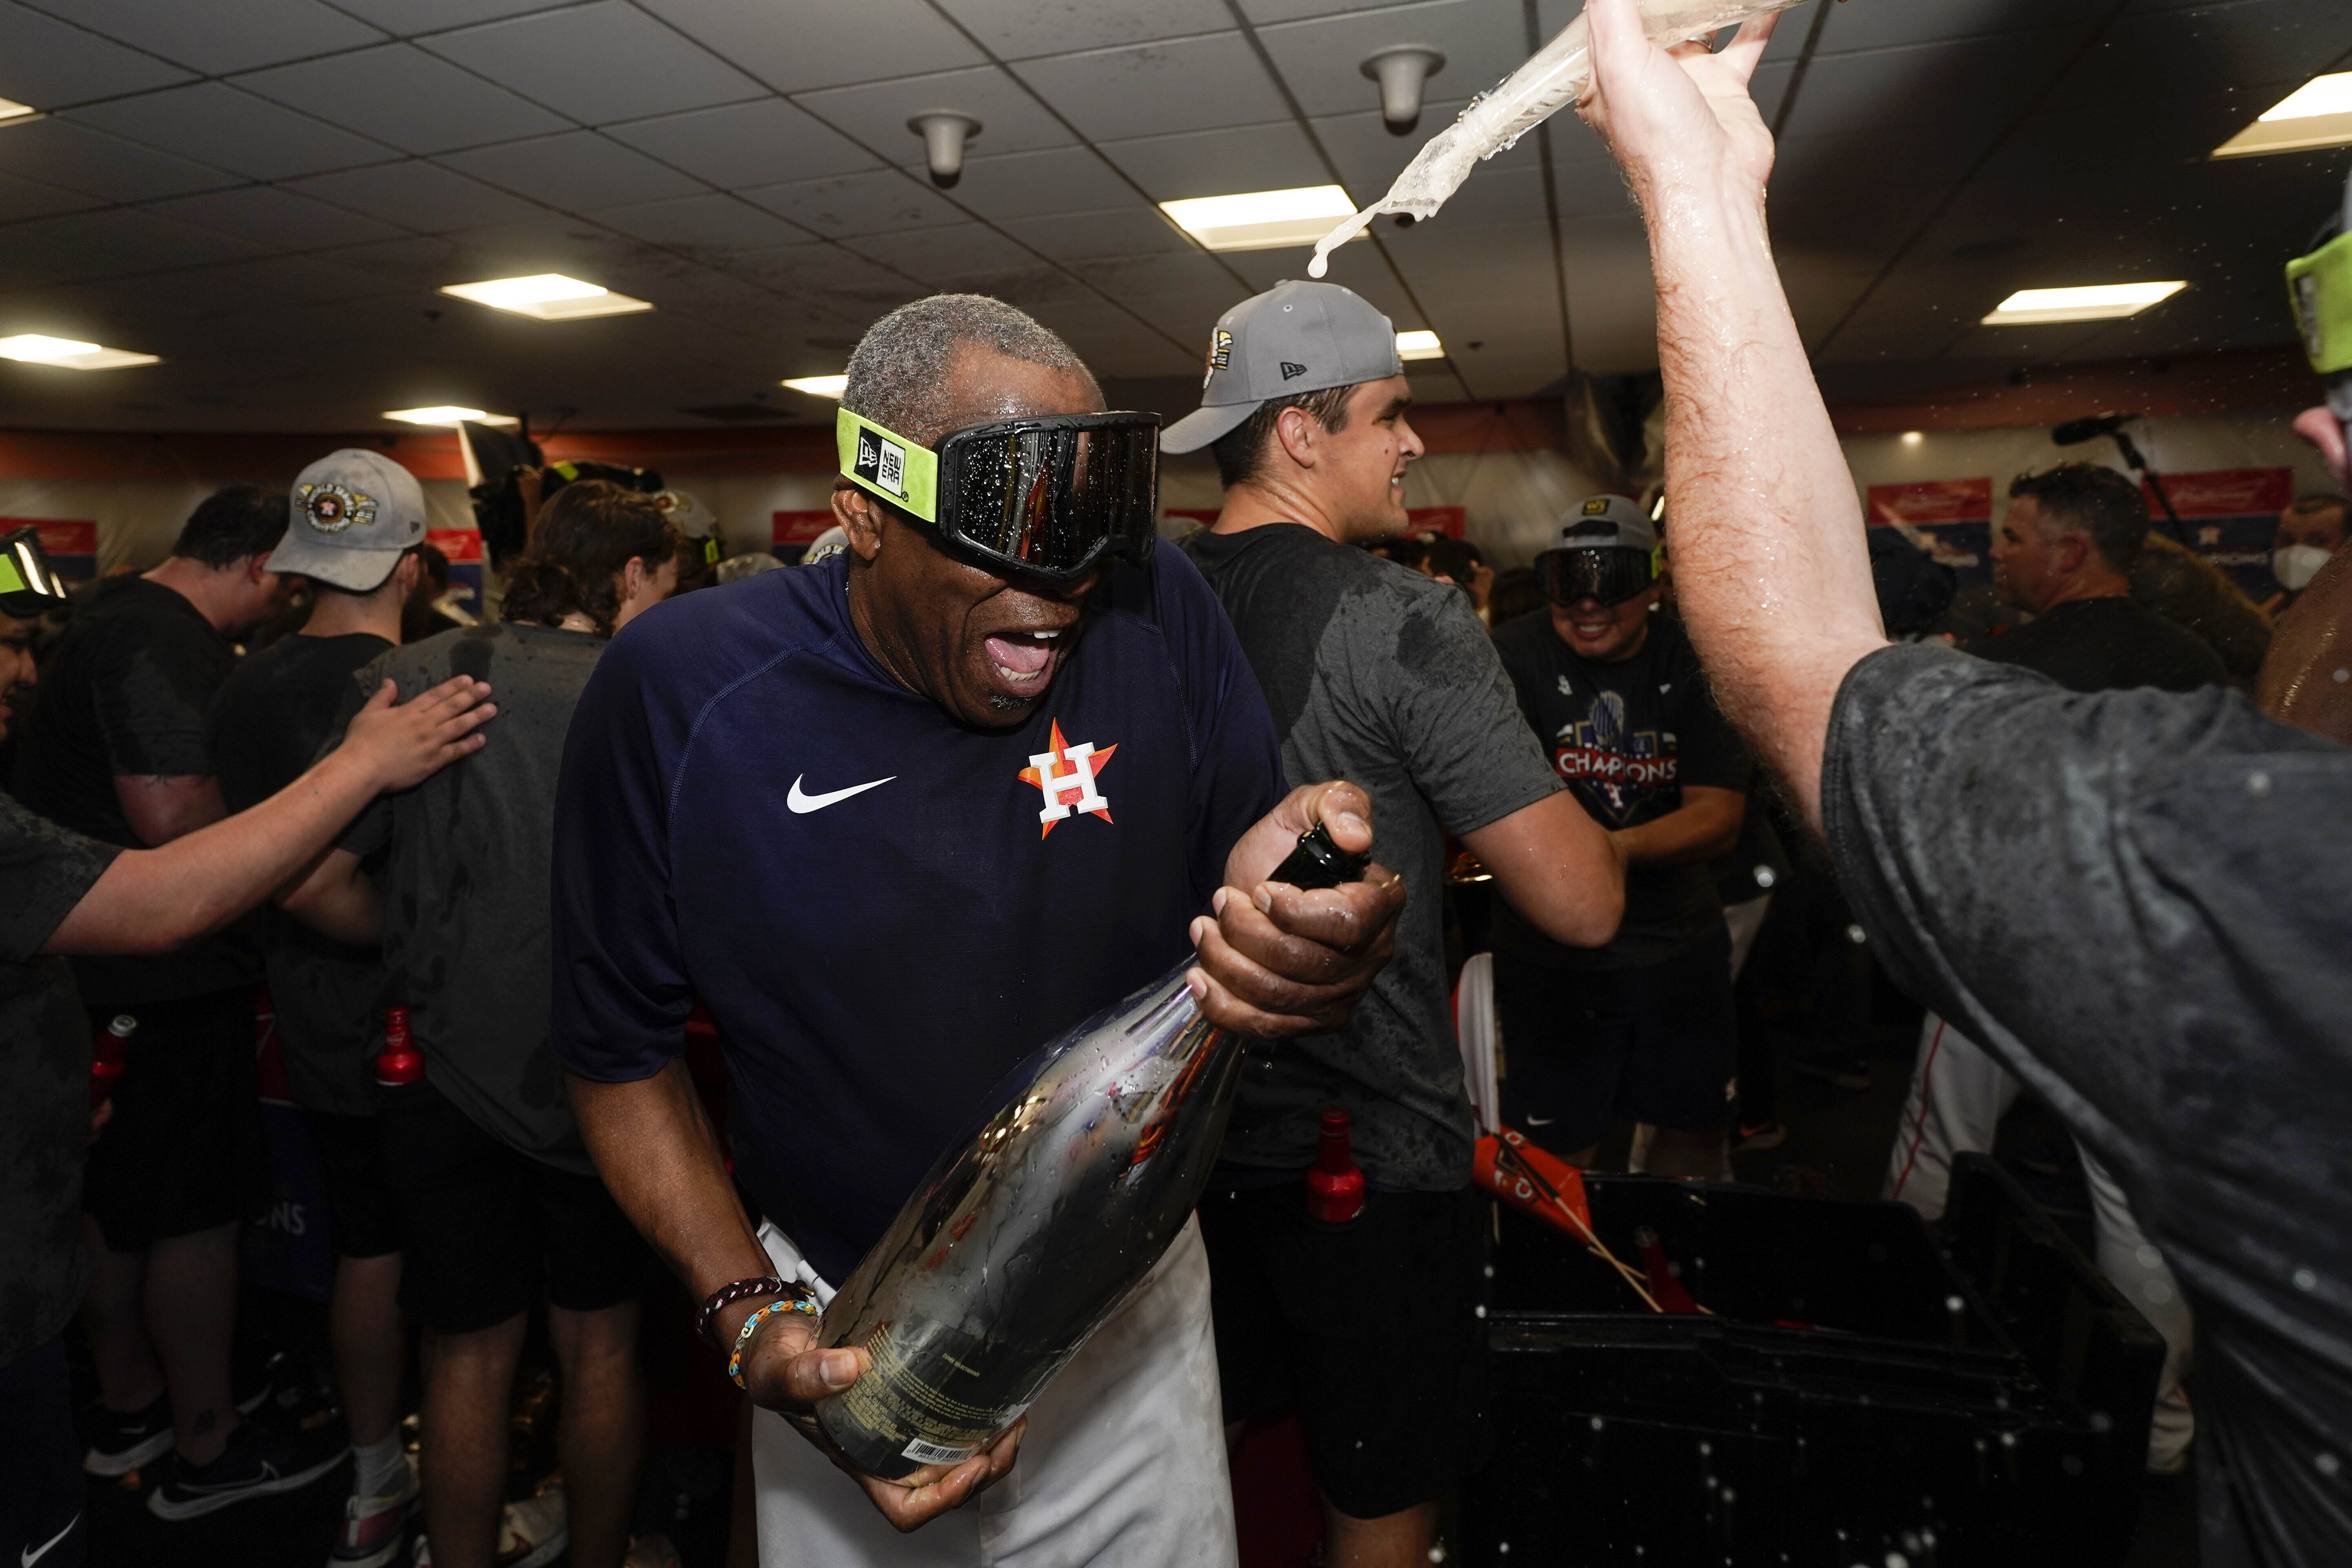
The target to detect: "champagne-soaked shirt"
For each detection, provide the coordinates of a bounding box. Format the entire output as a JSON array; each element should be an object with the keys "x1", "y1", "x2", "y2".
[
  {"x1": 1824, "y1": 643, "x2": 2351, "y2": 1568},
  {"x1": 549, "y1": 545, "x2": 1283, "y2": 1284}
]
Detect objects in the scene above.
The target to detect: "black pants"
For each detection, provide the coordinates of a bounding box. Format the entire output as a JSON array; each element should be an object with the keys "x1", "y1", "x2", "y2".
[{"x1": 0, "y1": 1338, "x2": 82, "y2": 1568}]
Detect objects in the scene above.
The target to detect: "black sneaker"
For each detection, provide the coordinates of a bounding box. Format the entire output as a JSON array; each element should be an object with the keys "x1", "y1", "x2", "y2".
[
  {"x1": 82, "y1": 1391, "x2": 173, "y2": 1477},
  {"x1": 146, "y1": 1418, "x2": 348, "y2": 1521}
]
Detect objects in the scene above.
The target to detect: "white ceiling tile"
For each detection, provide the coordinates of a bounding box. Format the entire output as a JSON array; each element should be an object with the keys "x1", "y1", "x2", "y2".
[
  {"x1": 235, "y1": 43, "x2": 569, "y2": 155},
  {"x1": 1258, "y1": 0, "x2": 1527, "y2": 120},
  {"x1": 1239, "y1": 0, "x2": 1430, "y2": 23},
  {"x1": 797, "y1": 65, "x2": 1079, "y2": 162},
  {"x1": 1093, "y1": 122, "x2": 1326, "y2": 202},
  {"x1": 440, "y1": 132, "x2": 706, "y2": 209},
  {"x1": 0, "y1": 168, "x2": 101, "y2": 223},
  {"x1": 0, "y1": 118, "x2": 238, "y2": 201},
  {"x1": 0, "y1": 0, "x2": 193, "y2": 106},
  {"x1": 1012, "y1": 34, "x2": 1289, "y2": 142},
  {"x1": 419, "y1": 1, "x2": 768, "y2": 125},
  {"x1": 941, "y1": 147, "x2": 1138, "y2": 220},
  {"x1": 606, "y1": 100, "x2": 878, "y2": 189},
  {"x1": 634, "y1": 0, "x2": 984, "y2": 93},
  {"x1": 315, "y1": 233, "x2": 467, "y2": 286},
  {"x1": 173, "y1": 255, "x2": 410, "y2": 311},
  {"x1": 840, "y1": 222, "x2": 1045, "y2": 285},
  {"x1": 331, "y1": 0, "x2": 568, "y2": 34},
  {"x1": 0, "y1": 208, "x2": 271, "y2": 290},
  {"x1": 590, "y1": 192, "x2": 812, "y2": 252},
  {"x1": 19, "y1": 0, "x2": 387, "y2": 74},
  {"x1": 146, "y1": 186, "x2": 406, "y2": 250},
  {"x1": 739, "y1": 169, "x2": 965, "y2": 238},
  {"x1": 933, "y1": 0, "x2": 1231, "y2": 60},
  {"x1": 1313, "y1": 96, "x2": 1540, "y2": 204},
  {"x1": 997, "y1": 206, "x2": 1197, "y2": 263},
  {"x1": 71, "y1": 85, "x2": 399, "y2": 182},
  {"x1": 290, "y1": 160, "x2": 551, "y2": 232}
]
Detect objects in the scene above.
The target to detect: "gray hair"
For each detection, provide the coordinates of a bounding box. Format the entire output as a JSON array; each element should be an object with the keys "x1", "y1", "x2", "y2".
[{"x1": 842, "y1": 294, "x2": 1092, "y2": 446}]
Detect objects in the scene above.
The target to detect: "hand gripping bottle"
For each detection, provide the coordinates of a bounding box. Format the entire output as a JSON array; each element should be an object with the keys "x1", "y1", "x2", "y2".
[
  {"x1": 373, "y1": 1006, "x2": 424, "y2": 1089},
  {"x1": 1305, "y1": 1107, "x2": 1366, "y2": 1223},
  {"x1": 91, "y1": 1014, "x2": 135, "y2": 1108},
  {"x1": 816, "y1": 822, "x2": 1372, "y2": 1478}
]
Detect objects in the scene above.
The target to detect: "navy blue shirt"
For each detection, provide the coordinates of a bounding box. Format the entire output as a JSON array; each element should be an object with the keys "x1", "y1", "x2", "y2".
[{"x1": 550, "y1": 543, "x2": 1284, "y2": 1283}]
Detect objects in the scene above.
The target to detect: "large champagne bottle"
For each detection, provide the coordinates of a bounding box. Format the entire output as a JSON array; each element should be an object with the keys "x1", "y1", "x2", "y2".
[{"x1": 815, "y1": 824, "x2": 1370, "y2": 1478}]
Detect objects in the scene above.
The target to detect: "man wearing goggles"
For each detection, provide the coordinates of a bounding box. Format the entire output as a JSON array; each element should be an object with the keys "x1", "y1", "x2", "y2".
[{"x1": 550, "y1": 293, "x2": 1406, "y2": 1568}]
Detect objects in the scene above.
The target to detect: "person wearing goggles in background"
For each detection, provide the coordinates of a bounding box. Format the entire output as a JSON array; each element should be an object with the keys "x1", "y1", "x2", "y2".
[
  {"x1": 548, "y1": 293, "x2": 1405, "y2": 1568},
  {"x1": 1489, "y1": 496, "x2": 1751, "y2": 1182}
]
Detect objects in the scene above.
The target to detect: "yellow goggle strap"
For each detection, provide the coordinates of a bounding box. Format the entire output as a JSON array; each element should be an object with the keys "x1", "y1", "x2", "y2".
[
  {"x1": 835, "y1": 407, "x2": 941, "y2": 524},
  {"x1": 2289, "y1": 230, "x2": 2352, "y2": 378}
]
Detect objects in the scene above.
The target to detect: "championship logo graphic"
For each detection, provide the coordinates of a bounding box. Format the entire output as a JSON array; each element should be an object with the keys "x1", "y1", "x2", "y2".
[
  {"x1": 1551, "y1": 690, "x2": 1676, "y2": 824},
  {"x1": 296, "y1": 481, "x2": 377, "y2": 534},
  {"x1": 1018, "y1": 719, "x2": 1117, "y2": 838},
  {"x1": 1203, "y1": 328, "x2": 1233, "y2": 387}
]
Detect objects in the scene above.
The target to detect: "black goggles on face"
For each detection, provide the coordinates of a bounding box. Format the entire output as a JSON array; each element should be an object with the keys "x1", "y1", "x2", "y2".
[
  {"x1": 837, "y1": 407, "x2": 1161, "y2": 583},
  {"x1": 1536, "y1": 546, "x2": 1658, "y2": 608},
  {"x1": 0, "y1": 525, "x2": 69, "y2": 619}
]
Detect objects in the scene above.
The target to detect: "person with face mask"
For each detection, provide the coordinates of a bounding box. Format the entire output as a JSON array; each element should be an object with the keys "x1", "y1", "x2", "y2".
[{"x1": 2262, "y1": 492, "x2": 2348, "y2": 617}]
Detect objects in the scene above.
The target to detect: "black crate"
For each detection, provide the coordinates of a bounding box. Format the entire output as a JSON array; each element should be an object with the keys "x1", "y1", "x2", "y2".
[{"x1": 1463, "y1": 1166, "x2": 2163, "y2": 1567}]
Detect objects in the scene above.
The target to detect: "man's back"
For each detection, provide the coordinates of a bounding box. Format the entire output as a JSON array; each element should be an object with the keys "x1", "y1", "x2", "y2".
[
  {"x1": 1185, "y1": 523, "x2": 1559, "y2": 1187},
  {"x1": 1974, "y1": 595, "x2": 2226, "y2": 694}
]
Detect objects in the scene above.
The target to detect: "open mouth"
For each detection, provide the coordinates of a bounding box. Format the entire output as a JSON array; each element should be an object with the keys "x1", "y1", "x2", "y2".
[{"x1": 981, "y1": 625, "x2": 1070, "y2": 696}]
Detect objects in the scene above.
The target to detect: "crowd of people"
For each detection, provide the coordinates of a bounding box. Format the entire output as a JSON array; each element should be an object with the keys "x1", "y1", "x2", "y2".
[{"x1": 3, "y1": 2, "x2": 2348, "y2": 1566}]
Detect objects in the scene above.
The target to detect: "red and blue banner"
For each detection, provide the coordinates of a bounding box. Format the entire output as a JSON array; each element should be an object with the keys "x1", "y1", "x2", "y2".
[
  {"x1": 2146, "y1": 468, "x2": 2293, "y2": 599},
  {"x1": 425, "y1": 527, "x2": 484, "y2": 620},
  {"x1": 774, "y1": 510, "x2": 836, "y2": 560},
  {"x1": 1866, "y1": 479, "x2": 1993, "y2": 589},
  {"x1": 2, "y1": 518, "x2": 97, "y2": 582}
]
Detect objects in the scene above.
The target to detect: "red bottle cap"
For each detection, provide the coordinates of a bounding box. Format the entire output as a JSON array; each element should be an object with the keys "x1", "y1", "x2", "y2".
[
  {"x1": 374, "y1": 1005, "x2": 424, "y2": 1088},
  {"x1": 1305, "y1": 1107, "x2": 1365, "y2": 1224}
]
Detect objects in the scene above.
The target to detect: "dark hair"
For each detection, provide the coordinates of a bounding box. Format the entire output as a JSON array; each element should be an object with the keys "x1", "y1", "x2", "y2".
[
  {"x1": 1487, "y1": 566, "x2": 1543, "y2": 630},
  {"x1": 2008, "y1": 464, "x2": 2149, "y2": 574},
  {"x1": 173, "y1": 484, "x2": 288, "y2": 568},
  {"x1": 417, "y1": 541, "x2": 450, "y2": 589},
  {"x1": 1210, "y1": 384, "x2": 1356, "y2": 489},
  {"x1": 1364, "y1": 533, "x2": 1425, "y2": 570},
  {"x1": 500, "y1": 481, "x2": 679, "y2": 636},
  {"x1": 1422, "y1": 534, "x2": 1481, "y2": 586},
  {"x1": 2285, "y1": 493, "x2": 2349, "y2": 537}
]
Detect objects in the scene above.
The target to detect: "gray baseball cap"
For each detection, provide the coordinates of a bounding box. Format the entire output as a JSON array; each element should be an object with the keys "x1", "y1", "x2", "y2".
[
  {"x1": 270, "y1": 449, "x2": 427, "y2": 592},
  {"x1": 1160, "y1": 279, "x2": 1404, "y2": 454},
  {"x1": 1547, "y1": 494, "x2": 1657, "y2": 555}
]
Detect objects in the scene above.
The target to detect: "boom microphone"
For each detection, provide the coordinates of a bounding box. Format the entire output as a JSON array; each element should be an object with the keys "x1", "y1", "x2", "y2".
[{"x1": 2052, "y1": 412, "x2": 2137, "y2": 446}]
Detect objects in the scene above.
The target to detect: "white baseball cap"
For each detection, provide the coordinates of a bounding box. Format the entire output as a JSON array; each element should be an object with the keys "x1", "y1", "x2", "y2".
[{"x1": 269, "y1": 449, "x2": 427, "y2": 592}]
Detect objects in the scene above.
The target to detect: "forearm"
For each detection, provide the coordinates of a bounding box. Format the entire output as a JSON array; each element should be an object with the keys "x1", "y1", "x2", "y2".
[
  {"x1": 1469, "y1": 792, "x2": 1626, "y2": 949},
  {"x1": 279, "y1": 850, "x2": 382, "y2": 945},
  {"x1": 1609, "y1": 790, "x2": 1742, "y2": 867}
]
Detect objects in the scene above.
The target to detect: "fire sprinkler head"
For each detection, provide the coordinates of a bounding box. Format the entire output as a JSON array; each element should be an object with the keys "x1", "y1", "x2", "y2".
[
  {"x1": 1360, "y1": 47, "x2": 1446, "y2": 135},
  {"x1": 908, "y1": 111, "x2": 983, "y2": 188}
]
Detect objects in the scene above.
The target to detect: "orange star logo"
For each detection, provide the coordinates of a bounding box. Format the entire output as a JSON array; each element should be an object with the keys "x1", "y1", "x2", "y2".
[{"x1": 1018, "y1": 719, "x2": 1117, "y2": 839}]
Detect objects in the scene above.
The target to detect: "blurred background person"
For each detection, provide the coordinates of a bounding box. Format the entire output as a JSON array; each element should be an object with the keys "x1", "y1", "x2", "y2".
[{"x1": 2262, "y1": 490, "x2": 2348, "y2": 619}]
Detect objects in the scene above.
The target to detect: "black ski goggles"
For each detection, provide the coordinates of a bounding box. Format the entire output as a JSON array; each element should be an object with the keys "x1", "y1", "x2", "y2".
[
  {"x1": 0, "y1": 525, "x2": 69, "y2": 619},
  {"x1": 1536, "y1": 546, "x2": 1659, "y2": 608},
  {"x1": 837, "y1": 407, "x2": 1161, "y2": 583}
]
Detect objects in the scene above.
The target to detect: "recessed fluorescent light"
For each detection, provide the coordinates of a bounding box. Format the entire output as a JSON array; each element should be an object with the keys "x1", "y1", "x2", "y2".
[
  {"x1": 1158, "y1": 185, "x2": 1362, "y2": 253},
  {"x1": 781, "y1": 374, "x2": 848, "y2": 399},
  {"x1": 0, "y1": 334, "x2": 158, "y2": 370},
  {"x1": 439, "y1": 274, "x2": 652, "y2": 321},
  {"x1": 1901, "y1": 430, "x2": 1925, "y2": 446},
  {"x1": 1981, "y1": 282, "x2": 2186, "y2": 326},
  {"x1": 2213, "y1": 72, "x2": 2352, "y2": 159},
  {"x1": 1396, "y1": 330, "x2": 1445, "y2": 362},
  {"x1": 0, "y1": 97, "x2": 38, "y2": 125},
  {"x1": 382, "y1": 406, "x2": 519, "y2": 427}
]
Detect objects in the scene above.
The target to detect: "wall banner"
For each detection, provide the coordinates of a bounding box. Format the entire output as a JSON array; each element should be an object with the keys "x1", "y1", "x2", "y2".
[
  {"x1": 2, "y1": 517, "x2": 97, "y2": 581},
  {"x1": 424, "y1": 527, "x2": 484, "y2": 617},
  {"x1": 1864, "y1": 479, "x2": 1991, "y2": 589},
  {"x1": 2146, "y1": 468, "x2": 2292, "y2": 599},
  {"x1": 773, "y1": 510, "x2": 836, "y2": 558}
]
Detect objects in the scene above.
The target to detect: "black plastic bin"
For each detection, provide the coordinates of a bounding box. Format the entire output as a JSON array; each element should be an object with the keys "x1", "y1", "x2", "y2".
[{"x1": 1462, "y1": 1156, "x2": 2163, "y2": 1566}]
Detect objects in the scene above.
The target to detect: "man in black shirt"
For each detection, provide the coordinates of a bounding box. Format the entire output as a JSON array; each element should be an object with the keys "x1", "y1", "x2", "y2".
[
  {"x1": 1491, "y1": 497, "x2": 1751, "y2": 1178},
  {"x1": 208, "y1": 450, "x2": 429, "y2": 1554},
  {"x1": 7, "y1": 486, "x2": 297, "y2": 1500}
]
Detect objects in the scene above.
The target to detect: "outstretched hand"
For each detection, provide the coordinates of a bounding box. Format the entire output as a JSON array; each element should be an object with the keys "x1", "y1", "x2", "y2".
[
  {"x1": 739, "y1": 1314, "x2": 1023, "y2": 1531},
  {"x1": 341, "y1": 676, "x2": 497, "y2": 792},
  {"x1": 1575, "y1": 0, "x2": 1782, "y2": 200}
]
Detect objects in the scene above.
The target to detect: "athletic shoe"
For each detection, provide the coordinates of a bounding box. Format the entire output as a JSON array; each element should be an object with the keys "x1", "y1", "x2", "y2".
[
  {"x1": 82, "y1": 1391, "x2": 173, "y2": 1476},
  {"x1": 331, "y1": 1464, "x2": 421, "y2": 1568},
  {"x1": 1734, "y1": 1120, "x2": 1788, "y2": 1152},
  {"x1": 494, "y1": 1487, "x2": 569, "y2": 1568},
  {"x1": 146, "y1": 1418, "x2": 348, "y2": 1520}
]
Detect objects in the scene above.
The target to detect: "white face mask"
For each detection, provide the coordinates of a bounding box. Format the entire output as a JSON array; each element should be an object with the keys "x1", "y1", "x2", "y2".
[{"x1": 2272, "y1": 543, "x2": 2334, "y2": 593}]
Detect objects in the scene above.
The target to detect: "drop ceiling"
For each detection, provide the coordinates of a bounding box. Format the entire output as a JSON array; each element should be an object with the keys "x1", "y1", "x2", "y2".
[{"x1": 0, "y1": 0, "x2": 2338, "y2": 432}]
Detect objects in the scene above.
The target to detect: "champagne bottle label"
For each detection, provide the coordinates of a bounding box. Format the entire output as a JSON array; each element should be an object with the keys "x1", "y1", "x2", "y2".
[{"x1": 832, "y1": 1321, "x2": 1029, "y2": 1468}]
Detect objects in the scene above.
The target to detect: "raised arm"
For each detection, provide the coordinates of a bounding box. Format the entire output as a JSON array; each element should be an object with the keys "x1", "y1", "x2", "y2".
[
  {"x1": 1576, "y1": 0, "x2": 1886, "y2": 832},
  {"x1": 1460, "y1": 791, "x2": 1625, "y2": 947}
]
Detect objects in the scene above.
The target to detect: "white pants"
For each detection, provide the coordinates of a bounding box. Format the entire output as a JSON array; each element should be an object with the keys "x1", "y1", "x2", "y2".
[
  {"x1": 1882, "y1": 1014, "x2": 2194, "y2": 1473},
  {"x1": 751, "y1": 1216, "x2": 1238, "y2": 1568}
]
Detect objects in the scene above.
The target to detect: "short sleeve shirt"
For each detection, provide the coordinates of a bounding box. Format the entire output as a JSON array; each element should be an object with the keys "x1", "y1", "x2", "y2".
[
  {"x1": 0, "y1": 794, "x2": 121, "y2": 1363},
  {"x1": 1183, "y1": 524, "x2": 1562, "y2": 1189},
  {"x1": 1972, "y1": 595, "x2": 2227, "y2": 694},
  {"x1": 1822, "y1": 643, "x2": 2352, "y2": 1568},
  {"x1": 548, "y1": 545, "x2": 1284, "y2": 1285},
  {"x1": 1491, "y1": 611, "x2": 1752, "y2": 969},
  {"x1": 10, "y1": 577, "x2": 257, "y2": 1004}
]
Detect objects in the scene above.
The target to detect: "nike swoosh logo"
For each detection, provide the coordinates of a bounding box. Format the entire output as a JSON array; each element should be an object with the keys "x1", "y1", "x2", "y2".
[
  {"x1": 787, "y1": 774, "x2": 895, "y2": 814},
  {"x1": 1524, "y1": 1116, "x2": 1555, "y2": 1127},
  {"x1": 23, "y1": 1513, "x2": 78, "y2": 1567}
]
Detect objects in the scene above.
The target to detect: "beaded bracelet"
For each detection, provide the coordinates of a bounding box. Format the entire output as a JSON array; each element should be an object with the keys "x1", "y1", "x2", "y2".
[
  {"x1": 728, "y1": 1293, "x2": 822, "y2": 1389},
  {"x1": 696, "y1": 1275, "x2": 788, "y2": 1346}
]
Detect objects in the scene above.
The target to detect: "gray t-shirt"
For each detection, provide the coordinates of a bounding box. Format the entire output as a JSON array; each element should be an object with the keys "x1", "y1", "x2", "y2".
[
  {"x1": 335, "y1": 622, "x2": 606, "y2": 1172},
  {"x1": 1185, "y1": 523, "x2": 1562, "y2": 1189},
  {"x1": 1824, "y1": 642, "x2": 2352, "y2": 1568},
  {"x1": 0, "y1": 793, "x2": 119, "y2": 1364}
]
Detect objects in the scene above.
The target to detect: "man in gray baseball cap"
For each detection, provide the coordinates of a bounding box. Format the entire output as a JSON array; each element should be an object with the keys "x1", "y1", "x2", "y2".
[
  {"x1": 266, "y1": 448, "x2": 428, "y2": 592},
  {"x1": 1178, "y1": 281, "x2": 1626, "y2": 1566}
]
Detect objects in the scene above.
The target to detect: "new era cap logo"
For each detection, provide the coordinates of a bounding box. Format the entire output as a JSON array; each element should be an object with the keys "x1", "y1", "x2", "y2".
[
  {"x1": 1280, "y1": 361, "x2": 1308, "y2": 381},
  {"x1": 1582, "y1": 497, "x2": 1612, "y2": 516},
  {"x1": 854, "y1": 428, "x2": 905, "y2": 497}
]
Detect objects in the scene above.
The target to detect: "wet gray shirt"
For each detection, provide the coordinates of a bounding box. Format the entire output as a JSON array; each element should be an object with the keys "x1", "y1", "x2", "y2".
[
  {"x1": 1186, "y1": 524, "x2": 1562, "y2": 1189},
  {"x1": 335, "y1": 623, "x2": 606, "y2": 1172},
  {"x1": 1824, "y1": 643, "x2": 2352, "y2": 1568}
]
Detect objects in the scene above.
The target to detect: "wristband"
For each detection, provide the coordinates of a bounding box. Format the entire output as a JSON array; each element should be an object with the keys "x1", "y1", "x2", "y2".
[
  {"x1": 728, "y1": 1293, "x2": 821, "y2": 1390},
  {"x1": 696, "y1": 1275, "x2": 788, "y2": 1346}
]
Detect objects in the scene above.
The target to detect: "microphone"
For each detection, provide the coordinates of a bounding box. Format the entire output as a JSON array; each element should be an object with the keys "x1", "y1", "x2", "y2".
[{"x1": 2052, "y1": 412, "x2": 2137, "y2": 446}]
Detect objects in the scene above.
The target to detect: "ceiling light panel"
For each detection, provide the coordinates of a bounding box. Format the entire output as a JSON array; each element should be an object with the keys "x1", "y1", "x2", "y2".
[
  {"x1": 1158, "y1": 185, "x2": 1360, "y2": 253},
  {"x1": 439, "y1": 274, "x2": 653, "y2": 320},
  {"x1": 0, "y1": 97, "x2": 38, "y2": 125},
  {"x1": 781, "y1": 375, "x2": 848, "y2": 398},
  {"x1": 383, "y1": 406, "x2": 517, "y2": 426},
  {"x1": 1396, "y1": 330, "x2": 1445, "y2": 361},
  {"x1": 2212, "y1": 72, "x2": 2352, "y2": 159},
  {"x1": 0, "y1": 334, "x2": 158, "y2": 369},
  {"x1": 1981, "y1": 282, "x2": 2186, "y2": 326}
]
